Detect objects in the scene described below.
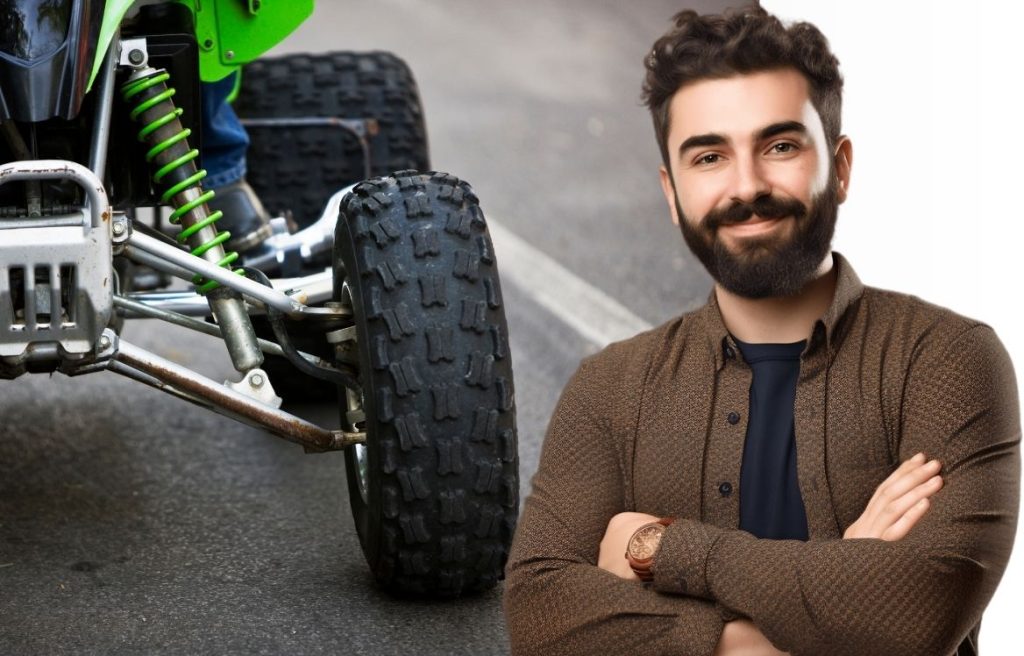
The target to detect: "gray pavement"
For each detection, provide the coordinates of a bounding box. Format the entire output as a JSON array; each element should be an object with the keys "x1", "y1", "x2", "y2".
[{"x1": 0, "y1": 1, "x2": 731, "y2": 654}]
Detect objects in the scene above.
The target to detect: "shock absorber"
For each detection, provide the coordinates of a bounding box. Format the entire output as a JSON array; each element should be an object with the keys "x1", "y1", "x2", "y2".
[{"x1": 122, "y1": 66, "x2": 264, "y2": 373}]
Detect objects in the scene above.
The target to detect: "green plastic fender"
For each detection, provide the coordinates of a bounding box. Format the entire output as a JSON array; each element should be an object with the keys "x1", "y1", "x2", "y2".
[
  {"x1": 89, "y1": 0, "x2": 314, "y2": 90},
  {"x1": 177, "y1": 0, "x2": 314, "y2": 82},
  {"x1": 88, "y1": 0, "x2": 136, "y2": 91}
]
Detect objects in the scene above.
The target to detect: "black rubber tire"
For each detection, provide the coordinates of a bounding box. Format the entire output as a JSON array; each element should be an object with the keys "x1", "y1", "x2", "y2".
[
  {"x1": 235, "y1": 51, "x2": 430, "y2": 229},
  {"x1": 334, "y1": 171, "x2": 518, "y2": 597},
  {"x1": 237, "y1": 51, "x2": 430, "y2": 404}
]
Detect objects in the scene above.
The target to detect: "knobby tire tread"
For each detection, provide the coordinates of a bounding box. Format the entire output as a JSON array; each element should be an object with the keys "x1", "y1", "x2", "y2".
[
  {"x1": 336, "y1": 171, "x2": 518, "y2": 597},
  {"x1": 236, "y1": 51, "x2": 429, "y2": 228}
]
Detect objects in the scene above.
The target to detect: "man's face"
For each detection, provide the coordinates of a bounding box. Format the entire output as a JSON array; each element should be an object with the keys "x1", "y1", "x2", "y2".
[{"x1": 658, "y1": 68, "x2": 851, "y2": 299}]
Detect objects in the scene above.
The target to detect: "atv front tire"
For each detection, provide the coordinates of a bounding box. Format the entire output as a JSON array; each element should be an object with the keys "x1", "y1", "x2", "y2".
[{"x1": 334, "y1": 171, "x2": 518, "y2": 597}]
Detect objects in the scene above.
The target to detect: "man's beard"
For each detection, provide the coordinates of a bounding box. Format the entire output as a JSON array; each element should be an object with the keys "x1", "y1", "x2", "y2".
[{"x1": 677, "y1": 174, "x2": 839, "y2": 299}]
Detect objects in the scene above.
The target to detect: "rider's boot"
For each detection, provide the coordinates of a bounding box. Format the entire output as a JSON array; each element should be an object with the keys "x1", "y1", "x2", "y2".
[{"x1": 207, "y1": 179, "x2": 273, "y2": 255}]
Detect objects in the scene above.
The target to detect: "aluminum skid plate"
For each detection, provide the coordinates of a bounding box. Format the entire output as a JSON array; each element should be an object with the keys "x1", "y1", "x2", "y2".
[{"x1": 0, "y1": 160, "x2": 113, "y2": 358}]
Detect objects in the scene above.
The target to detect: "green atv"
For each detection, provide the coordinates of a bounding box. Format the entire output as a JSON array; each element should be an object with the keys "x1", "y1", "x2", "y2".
[{"x1": 0, "y1": 0, "x2": 518, "y2": 597}]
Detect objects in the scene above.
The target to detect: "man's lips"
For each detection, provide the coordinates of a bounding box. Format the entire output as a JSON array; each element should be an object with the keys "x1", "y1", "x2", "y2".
[{"x1": 718, "y1": 214, "x2": 790, "y2": 237}]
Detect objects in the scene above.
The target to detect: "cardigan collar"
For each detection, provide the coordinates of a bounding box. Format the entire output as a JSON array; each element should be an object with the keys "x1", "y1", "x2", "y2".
[{"x1": 700, "y1": 252, "x2": 865, "y2": 370}]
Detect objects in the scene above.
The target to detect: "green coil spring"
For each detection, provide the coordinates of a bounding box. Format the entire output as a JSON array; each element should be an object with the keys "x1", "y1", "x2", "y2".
[{"x1": 121, "y1": 70, "x2": 240, "y2": 294}]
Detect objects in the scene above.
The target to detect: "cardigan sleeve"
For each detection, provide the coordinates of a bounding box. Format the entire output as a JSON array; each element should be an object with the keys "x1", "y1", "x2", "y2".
[
  {"x1": 504, "y1": 353, "x2": 726, "y2": 656},
  {"x1": 652, "y1": 325, "x2": 1020, "y2": 656}
]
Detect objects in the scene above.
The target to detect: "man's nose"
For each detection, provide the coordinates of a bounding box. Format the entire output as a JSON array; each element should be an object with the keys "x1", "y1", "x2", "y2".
[{"x1": 729, "y1": 156, "x2": 771, "y2": 205}]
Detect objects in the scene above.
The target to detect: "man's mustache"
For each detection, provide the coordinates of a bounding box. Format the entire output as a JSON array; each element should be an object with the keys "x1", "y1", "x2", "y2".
[{"x1": 704, "y1": 195, "x2": 808, "y2": 230}]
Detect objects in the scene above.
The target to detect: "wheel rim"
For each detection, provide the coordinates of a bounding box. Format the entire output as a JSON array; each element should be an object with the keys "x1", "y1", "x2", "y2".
[
  {"x1": 339, "y1": 280, "x2": 370, "y2": 505},
  {"x1": 346, "y1": 385, "x2": 369, "y2": 505},
  {"x1": 352, "y1": 442, "x2": 370, "y2": 504}
]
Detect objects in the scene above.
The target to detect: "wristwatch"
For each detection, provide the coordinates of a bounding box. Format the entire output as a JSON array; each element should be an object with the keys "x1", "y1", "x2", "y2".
[{"x1": 625, "y1": 517, "x2": 674, "y2": 581}]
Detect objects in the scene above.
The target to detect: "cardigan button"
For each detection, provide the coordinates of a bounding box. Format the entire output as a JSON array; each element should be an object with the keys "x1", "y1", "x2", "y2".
[
  {"x1": 724, "y1": 344, "x2": 736, "y2": 359},
  {"x1": 718, "y1": 481, "x2": 733, "y2": 497},
  {"x1": 727, "y1": 411, "x2": 741, "y2": 425}
]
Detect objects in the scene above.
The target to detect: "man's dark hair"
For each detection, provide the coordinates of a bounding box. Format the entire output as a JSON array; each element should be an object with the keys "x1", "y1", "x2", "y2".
[{"x1": 642, "y1": 6, "x2": 844, "y2": 170}]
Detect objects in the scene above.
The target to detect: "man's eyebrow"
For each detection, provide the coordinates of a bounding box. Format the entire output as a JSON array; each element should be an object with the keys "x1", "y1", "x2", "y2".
[
  {"x1": 678, "y1": 133, "x2": 727, "y2": 156},
  {"x1": 677, "y1": 121, "x2": 809, "y2": 158},
  {"x1": 757, "y1": 121, "x2": 808, "y2": 141}
]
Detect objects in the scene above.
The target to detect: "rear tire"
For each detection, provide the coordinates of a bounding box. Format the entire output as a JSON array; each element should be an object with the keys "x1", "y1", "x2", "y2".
[
  {"x1": 237, "y1": 51, "x2": 430, "y2": 404},
  {"x1": 236, "y1": 50, "x2": 430, "y2": 229},
  {"x1": 334, "y1": 171, "x2": 518, "y2": 597}
]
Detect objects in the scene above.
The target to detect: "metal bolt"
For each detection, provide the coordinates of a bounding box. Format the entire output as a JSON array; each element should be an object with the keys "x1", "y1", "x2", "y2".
[
  {"x1": 112, "y1": 222, "x2": 126, "y2": 236},
  {"x1": 250, "y1": 373, "x2": 264, "y2": 388},
  {"x1": 203, "y1": 38, "x2": 214, "y2": 49},
  {"x1": 98, "y1": 335, "x2": 111, "y2": 350},
  {"x1": 225, "y1": 50, "x2": 235, "y2": 60},
  {"x1": 128, "y1": 49, "x2": 145, "y2": 65}
]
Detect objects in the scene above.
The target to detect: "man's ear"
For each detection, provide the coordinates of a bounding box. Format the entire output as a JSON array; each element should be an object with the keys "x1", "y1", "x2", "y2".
[
  {"x1": 834, "y1": 136, "x2": 853, "y2": 204},
  {"x1": 659, "y1": 166, "x2": 681, "y2": 226}
]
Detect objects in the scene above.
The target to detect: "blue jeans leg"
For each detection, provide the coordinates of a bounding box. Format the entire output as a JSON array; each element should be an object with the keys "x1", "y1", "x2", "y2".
[{"x1": 201, "y1": 72, "x2": 249, "y2": 190}]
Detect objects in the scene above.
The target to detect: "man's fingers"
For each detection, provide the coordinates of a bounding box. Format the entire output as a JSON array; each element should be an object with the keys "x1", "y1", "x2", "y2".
[
  {"x1": 872, "y1": 453, "x2": 925, "y2": 501},
  {"x1": 847, "y1": 456, "x2": 944, "y2": 541},
  {"x1": 881, "y1": 458, "x2": 940, "y2": 497},
  {"x1": 881, "y1": 474, "x2": 943, "y2": 520},
  {"x1": 882, "y1": 497, "x2": 931, "y2": 541},
  {"x1": 877, "y1": 458, "x2": 942, "y2": 503},
  {"x1": 846, "y1": 453, "x2": 947, "y2": 540},
  {"x1": 897, "y1": 452, "x2": 927, "y2": 473}
]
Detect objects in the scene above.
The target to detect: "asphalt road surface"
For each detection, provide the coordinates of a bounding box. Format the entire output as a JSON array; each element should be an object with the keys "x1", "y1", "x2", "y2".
[{"x1": 1, "y1": 1, "x2": 734, "y2": 654}]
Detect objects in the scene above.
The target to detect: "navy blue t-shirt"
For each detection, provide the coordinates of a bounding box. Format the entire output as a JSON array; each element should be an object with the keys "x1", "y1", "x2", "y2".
[{"x1": 734, "y1": 338, "x2": 809, "y2": 541}]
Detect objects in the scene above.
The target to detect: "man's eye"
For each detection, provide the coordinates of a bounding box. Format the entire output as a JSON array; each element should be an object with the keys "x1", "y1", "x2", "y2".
[
  {"x1": 695, "y1": 153, "x2": 720, "y2": 165},
  {"x1": 770, "y1": 142, "x2": 797, "y2": 154}
]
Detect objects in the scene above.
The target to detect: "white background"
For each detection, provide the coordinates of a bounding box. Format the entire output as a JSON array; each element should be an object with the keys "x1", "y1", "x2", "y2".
[{"x1": 762, "y1": 1, "x2": 1024, "y2": 652}]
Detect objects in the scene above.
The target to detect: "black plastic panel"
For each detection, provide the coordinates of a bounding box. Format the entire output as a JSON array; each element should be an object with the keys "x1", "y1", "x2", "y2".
[
  {"x1": 0, "y1": 0, "x2": 103, "y2": 121},
  {"x1": 0, "y1": 0, "x2": 73, "y2": 61}
]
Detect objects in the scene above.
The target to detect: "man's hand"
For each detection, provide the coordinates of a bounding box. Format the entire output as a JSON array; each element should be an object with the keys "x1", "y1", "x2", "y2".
[
  {"x1": 713, "y1": 620, "x2": 789, "y2": 656},
  {"x1": 844, "y1": 452, "x2": 943, "y2": 540},
  {"x1": 597, "y1": 511, "x2": 659, "y2": 580}
]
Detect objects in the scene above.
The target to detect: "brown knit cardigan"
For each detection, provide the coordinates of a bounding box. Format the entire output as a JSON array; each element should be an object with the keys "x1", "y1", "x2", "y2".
[{"x1": 504, "y1": 254, "x2": 1020, "y2": 656}]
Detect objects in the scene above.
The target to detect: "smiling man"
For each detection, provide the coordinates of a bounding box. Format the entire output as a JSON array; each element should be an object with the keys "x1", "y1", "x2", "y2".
[{"x1": 504, "y1": 7, "x2": 1019, "y2": 656}]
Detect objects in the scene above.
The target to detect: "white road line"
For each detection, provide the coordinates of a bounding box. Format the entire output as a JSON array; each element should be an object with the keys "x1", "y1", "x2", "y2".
[{"x1": 487, "y1": 218, "x2": 653, "y2": 348}]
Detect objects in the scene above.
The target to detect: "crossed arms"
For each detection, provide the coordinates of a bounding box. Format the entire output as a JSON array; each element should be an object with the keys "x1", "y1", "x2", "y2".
[
  {"x1": 503, "y1": 325, "x2": 1019, "y2": 656},
  {"x1": 598, "y1": 452, "x2": 943, "y2": 655}
]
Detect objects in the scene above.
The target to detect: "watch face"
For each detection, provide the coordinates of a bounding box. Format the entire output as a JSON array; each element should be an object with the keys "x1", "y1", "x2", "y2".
[{"x1": 628, "y1": 524, "x2": 664, "y2": 561}]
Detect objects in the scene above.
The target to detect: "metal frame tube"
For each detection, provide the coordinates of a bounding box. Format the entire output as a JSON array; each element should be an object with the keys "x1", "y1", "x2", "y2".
[
  {"x1": 240, "y1": 184, "x2": 356, "y2": 271},
  {"x1": 0, "y1": 214, "x2": 89, "y2": 229},
  {"x1": 126, "y1": 230, "x2": 341, "y2": 317},
  {"x1": 110, "y1": 340, "x2": 341, "y2": 451},
  {"x1": 88, "y1": 32, "x2": 119, "y2": 180},
  {"x1": 120, "y1": 268, "x2": 336, "y2": 318},
  {"x1": 122, "y1": 290, "x2": 215, "y2": 317},
  {"x1": 123, "y1": 242, "x2": 198, "y2": 281},
  {"x1": 269, "y1": 269, "x2": 334, "y2": 302},
  {"x1": 107, "y1": 359, "x2": 210, "y2": 406},
  {"x1": 112, "y1": 295, "x2": 289, "y2": 358}
]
